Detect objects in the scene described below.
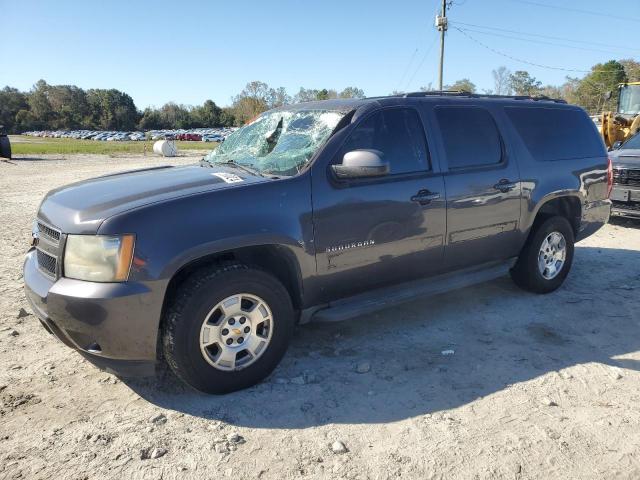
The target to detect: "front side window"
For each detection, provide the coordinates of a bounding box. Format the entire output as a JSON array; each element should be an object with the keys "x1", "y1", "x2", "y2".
[
  {"x1": 338, "y1": 108, "x2": 430, "y2": 175},
  {"x1": 435, "y1": 106, "x2": 502, "y2": 169},
  {"x1": 204, "y1": 109, "x2": 345, "y2": 176}
]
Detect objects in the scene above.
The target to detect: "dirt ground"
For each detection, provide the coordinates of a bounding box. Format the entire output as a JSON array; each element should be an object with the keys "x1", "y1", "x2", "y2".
[{"x1": 1, "y1": 153, "x2": 639, "y2": 480}]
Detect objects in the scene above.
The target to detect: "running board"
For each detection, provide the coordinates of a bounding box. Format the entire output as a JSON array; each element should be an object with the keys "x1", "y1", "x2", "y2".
[{"x1": 307, "y1": 259, "x2": 515, "y2": 323}]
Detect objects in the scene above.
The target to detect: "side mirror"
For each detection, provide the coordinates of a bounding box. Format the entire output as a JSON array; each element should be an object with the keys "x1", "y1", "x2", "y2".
[
  {"x1": 332, "y1": 149, "x2": 389, "y2": 179},
  {"x1": 604, "y1": 90, "x2": 613, "y2": 101},
  {"x1": 612, "y1": 141, "x2": 623, "y2": 150}
]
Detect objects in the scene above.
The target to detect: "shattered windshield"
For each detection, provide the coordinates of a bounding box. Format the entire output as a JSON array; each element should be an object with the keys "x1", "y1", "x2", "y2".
[{"x1": 203, "y1": 109, "x2": 345, "y2": 176}]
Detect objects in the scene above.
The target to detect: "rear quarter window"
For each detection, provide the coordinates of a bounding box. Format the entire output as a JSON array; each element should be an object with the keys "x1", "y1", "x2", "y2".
[{"x1": 505, "y1": 106, "x2": 604, "y2": 161}]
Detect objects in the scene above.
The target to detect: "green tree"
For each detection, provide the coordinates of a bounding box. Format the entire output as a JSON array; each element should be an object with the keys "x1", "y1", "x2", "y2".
[
  {"x1": 269, "y1": 87, "x2": 291, "y2": 108},
  {"x1": 620, "y1": 58, "x2": 640, "y2": 83},
  {"x1": 27, "y1": 79, "x2": 55, "y2": 129},
  {"x1": 232, "y1": 81, "x2": 273, "y2": 124},
  {"x1": 568, "y1": 60, "x2": 627, "y2": 113},
  {"x1": 539, "y1": 85, "x2": 563, "y2": 99},
  {"x1": 338, "y1": 86, "x2": 365, "y2": 99},
  {"x1": 0, "y1": 87, "x2": 28, "y2": 133},
  {"x1": 47, "y1": 85, "x2": 89, "y2": 130},
  {"x1": 191, "y1": 100, "x2": 222, "y2": 127},
  {"x1": 445, "y1": 78, "x2": 476, "y2": 93},
  {"x1": 138, "y1": 107, "x2": 164, "y2": 130},
  {"x1": 86, "y1": 88, "x2": 138, "y2": 130},
  {"x1": 509, "y1": 71, "x2": 542, "y2": 96},
  {"x1": 219, "y1": 107, "x2": 236, "y2": 127}
]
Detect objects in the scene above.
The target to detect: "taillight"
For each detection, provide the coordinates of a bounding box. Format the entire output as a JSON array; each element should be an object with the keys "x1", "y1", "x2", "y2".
[{"x1": 607, "y1": 157, "x2": 613, "y2": 198}]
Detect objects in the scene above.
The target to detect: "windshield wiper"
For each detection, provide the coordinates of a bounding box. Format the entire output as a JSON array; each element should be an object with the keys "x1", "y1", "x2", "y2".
[
  {"x1": 223, "y1": 160, "x2": 265, "y2": 177},
  {"x1": 201, "y1": 157, "x2": 262, "y2": 176}
]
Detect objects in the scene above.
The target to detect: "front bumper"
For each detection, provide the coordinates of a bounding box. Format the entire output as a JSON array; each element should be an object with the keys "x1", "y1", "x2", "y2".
[
  {"x1": 23, "y1": 249, "x2": 166, "y2": 376},
  {"x1": 610, "y1": 185, "x2": 640, "y2": 219}
]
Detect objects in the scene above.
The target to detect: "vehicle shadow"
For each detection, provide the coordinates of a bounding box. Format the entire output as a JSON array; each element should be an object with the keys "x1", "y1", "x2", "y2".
[
  {"x1": 609, "y1": 217, "x2": 640, "y2": 230},
  {"x1": 123, "y1": 245, "x2": 640, "y2": 428},
  {"x1": 6, "y1": 156, "x2": 66, "y2": 162}
]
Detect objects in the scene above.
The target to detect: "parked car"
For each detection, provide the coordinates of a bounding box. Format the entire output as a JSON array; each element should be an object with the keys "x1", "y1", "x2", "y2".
[
  {"x1": 23, "y1": 93, "x2": 611, "y2": 394},
  {"x1": 609, "y1": 131, "x2": 640, "y2": 219}
]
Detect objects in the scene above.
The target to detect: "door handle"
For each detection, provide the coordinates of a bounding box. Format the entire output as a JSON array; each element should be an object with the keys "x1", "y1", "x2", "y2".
[
  {"x1": 493, "y1": 179, "x2": 517, "y2": 193},
  {"x1": 411, "y1": 189, "x2": 441, "y2": 205}
]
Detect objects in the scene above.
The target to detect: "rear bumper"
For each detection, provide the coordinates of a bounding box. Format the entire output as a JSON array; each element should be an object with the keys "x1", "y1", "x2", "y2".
[
  {"x1": 23, "y1": 249, "x2": 165, "y2": 376},
  {"x1": 576, "y1": 199, "x2": 610, "y2": 241}
]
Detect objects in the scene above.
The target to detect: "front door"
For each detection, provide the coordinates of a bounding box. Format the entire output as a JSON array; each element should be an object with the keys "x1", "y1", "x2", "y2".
[
  {"x1": 311, "y1": 106, "x2": 447, "y2": 302},
  {"x1": 432, "y1": 104, "x2": 522, "y2": 270}
]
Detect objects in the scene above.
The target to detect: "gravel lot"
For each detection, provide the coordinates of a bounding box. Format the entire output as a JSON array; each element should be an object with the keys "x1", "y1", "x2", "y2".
[{"x1": 1, "y1": 153, "x2": 639, "y2": 480}]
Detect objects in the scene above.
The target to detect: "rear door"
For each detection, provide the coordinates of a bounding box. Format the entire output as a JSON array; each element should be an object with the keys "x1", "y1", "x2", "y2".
[
  {"x1": 430, "y1": 104, "x2": 522, "y2": 270},
  {"x1": 311, "y1": 106, "x2": 446, "y2": 302}
]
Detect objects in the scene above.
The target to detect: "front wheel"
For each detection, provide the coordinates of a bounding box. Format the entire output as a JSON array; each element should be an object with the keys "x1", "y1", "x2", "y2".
[
  {"x1": 510, "y1": 216, "x2": 575, "y2": 294},
  {"x1": 162, "y1": 263, "x2": 294, "y2": 394}
]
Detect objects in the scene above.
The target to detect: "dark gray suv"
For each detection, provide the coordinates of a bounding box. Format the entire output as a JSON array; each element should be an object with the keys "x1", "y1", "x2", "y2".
[{"x1": 24, "y1": 93, "x2": 612, "y2": 394}]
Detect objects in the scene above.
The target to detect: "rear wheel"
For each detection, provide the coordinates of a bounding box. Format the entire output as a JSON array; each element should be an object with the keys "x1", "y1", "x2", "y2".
[
  {"x1": 162, "y1": 263, "x2": 294, "y2": 394},
  {"x1": 510, "y1": 216, "x2": 575, "y2": 294}
]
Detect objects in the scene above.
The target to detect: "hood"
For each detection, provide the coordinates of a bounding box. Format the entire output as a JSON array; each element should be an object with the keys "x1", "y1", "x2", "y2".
[
  {"x1": 609, "y1": 148, "x2": 640, "y2": 169},
  {"x1": 38, "y1": 163, "x2": 268, "y2": 233}
]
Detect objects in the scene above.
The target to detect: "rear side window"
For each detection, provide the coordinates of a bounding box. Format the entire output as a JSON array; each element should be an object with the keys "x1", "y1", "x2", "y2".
[
  {"x1": 435, "y1": 106, "x2": 502, "y2": 169},
  {"x1": 505, "y1": 107, "x2": 603, "y2": 161},
  {"x1": 339, "y1": 108, "x2": 430, "y2": 175}
]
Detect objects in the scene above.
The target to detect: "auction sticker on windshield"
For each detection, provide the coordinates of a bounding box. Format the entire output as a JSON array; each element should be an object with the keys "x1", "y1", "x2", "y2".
[{"x1": 212, "y1": 172, "x2": 243, "y2": 183}]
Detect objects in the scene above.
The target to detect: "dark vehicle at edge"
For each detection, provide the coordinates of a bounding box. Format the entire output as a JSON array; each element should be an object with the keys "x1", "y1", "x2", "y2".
[
  {"x1": 609, "y1": 132, "x2": 640, "y2": 219},
  {"x1": 23, "y1": 92, "x2": 611, "y2": 394},
  {"x1": 0, "y1": 126, "x2": 11, "y2": 160}
]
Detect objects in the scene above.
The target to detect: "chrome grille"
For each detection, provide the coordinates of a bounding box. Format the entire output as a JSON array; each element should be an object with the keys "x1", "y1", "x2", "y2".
[
  {"x1": 37, "y1": 221, "x2": 61, "y2": 243},
  {"x1": 613, "y1": 168, "x2": 640, "y2": 187},
  {"x1": 37, "y1": 249, "x2": 57, "y2": 276},
  {"x1": 35, "y1": 219, "x2": 63, "y2": 279}
]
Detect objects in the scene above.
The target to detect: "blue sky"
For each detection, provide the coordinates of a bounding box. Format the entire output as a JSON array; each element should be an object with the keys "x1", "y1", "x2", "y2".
[{"x1": 1, "y1": 0, "x2": 639, "y2": 109}]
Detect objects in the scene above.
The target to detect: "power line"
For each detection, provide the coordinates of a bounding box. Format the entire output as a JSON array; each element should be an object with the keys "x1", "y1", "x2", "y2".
[
  {"x1": 453, "y1": 27, "x2": 632, "y2": 75},
  {"x1": 405, "y1": 34, "x2": 439, "y2": 91},
  {"x1": 452, "y1": 21, "x2": 640, "y2": 53},
  {"x1": 511, "y1": 0, "x2": 640, "y2": 24},
  {"x1": 393, "y1": 0, "x2": 441, "y2": 93},
  {"x1": 395, "y1": 48, "x2": 419, "y2": 92},
  {"x1": 456, "y1": 26, "x2": 633, "y2": 56}
]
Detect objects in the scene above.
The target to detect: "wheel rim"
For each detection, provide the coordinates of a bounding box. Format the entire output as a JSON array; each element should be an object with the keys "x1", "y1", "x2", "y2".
[
  {"x1": 537, "y1": 231, "x2": 567, "y2": 280},
  {"x1": 199, "y1": 293, "x2": 273, "y2": 371}
]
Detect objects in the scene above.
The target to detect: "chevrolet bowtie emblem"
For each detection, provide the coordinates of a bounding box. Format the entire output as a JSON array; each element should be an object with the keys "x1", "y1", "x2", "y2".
[
  {"x1": 232, "y1": 328, "x2": 242, "y2": 335},
  {"x1": 31, "y1": 227, "x2": 39, "y2": 247}
]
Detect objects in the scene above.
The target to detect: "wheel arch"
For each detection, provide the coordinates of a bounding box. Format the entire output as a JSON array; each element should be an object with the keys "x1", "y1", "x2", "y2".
[
  {"x1": 528, "y1": 193, "x2": 582, "y2": 237},
  {"x1": 160, "y1": 242, "x2": 305, "y2": 322}
]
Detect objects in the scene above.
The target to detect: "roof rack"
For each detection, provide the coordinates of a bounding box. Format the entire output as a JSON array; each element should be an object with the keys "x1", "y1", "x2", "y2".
[{"x1": 401, "y1": 90, "x2": 566, "y2": 104}]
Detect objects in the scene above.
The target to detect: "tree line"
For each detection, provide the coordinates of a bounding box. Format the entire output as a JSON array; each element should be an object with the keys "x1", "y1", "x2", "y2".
[
  {"x1": 0, "y1": 80, "x2": 365, "y2": 134},
  {"x1": 1, "y1": 59, "x2": 638, "y2": 134},
  {"x1": 431, "y1": 59, "x2": 640, "y2": 115}
]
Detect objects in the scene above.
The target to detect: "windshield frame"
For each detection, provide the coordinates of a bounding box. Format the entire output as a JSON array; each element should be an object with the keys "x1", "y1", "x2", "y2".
[{"x1": 618, "y1": 84, "x2": 640, "y2": 116}]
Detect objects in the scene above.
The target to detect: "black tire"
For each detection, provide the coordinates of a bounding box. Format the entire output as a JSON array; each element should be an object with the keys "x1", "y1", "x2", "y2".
[
  {"x1": 510, "y1": 215, "x2": 575, "y2": 294},
  {"x1": 162, "y1": 263, "x2": 294, "y2": 394}
]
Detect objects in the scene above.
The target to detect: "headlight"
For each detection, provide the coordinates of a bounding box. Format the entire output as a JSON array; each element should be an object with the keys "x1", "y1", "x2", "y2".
[{"x1": 64, "y1": 234, "x2": 135, "y2": 282}]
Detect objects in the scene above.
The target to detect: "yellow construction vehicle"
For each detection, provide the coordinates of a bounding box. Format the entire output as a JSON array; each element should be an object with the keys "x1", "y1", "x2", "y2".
[{"x1": 601, "y1": 82, "x2": 640, "y2": 149}]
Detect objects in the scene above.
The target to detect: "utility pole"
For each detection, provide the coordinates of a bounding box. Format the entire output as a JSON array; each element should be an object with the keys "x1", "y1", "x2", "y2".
[{"x1": 436, "y1": 0, "x2": 448, "y2": 91}]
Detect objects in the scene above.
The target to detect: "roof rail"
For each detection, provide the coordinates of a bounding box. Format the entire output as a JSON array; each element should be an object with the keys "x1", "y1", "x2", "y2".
[{"x1": 402, "y1": 90, "x2": 566, "y2": 104}]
